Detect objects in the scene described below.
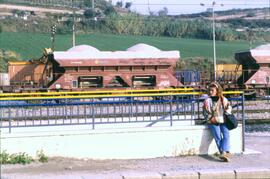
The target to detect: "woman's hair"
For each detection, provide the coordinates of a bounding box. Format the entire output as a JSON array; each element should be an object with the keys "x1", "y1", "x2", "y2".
[{"x1": 208, "y1": 82, "x2": 223, "y2": 98}]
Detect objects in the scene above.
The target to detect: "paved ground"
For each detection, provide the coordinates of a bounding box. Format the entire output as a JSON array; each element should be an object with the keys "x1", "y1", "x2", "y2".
[{"x1": 1, "y1": 132, "x2": 270, "y2": 179}]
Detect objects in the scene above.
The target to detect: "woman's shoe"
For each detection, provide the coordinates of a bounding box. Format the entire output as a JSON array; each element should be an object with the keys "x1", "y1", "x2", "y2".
[{"x1": 219, "y1": 152, "x2": 230, "y2": 162}]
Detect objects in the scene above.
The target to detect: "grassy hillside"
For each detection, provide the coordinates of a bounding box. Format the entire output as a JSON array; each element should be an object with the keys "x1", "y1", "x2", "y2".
[{"x1": 0, "y1": 32, "x2": 257, "y2": 61}]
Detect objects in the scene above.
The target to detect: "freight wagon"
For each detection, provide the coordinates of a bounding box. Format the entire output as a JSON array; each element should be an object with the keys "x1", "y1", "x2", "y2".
[
  {"x1": 2, "y1": 43, "x2": 181, "y2": 92},
  {"x1": 0, "y1": 43, "x2": 269, "y2": 97}
]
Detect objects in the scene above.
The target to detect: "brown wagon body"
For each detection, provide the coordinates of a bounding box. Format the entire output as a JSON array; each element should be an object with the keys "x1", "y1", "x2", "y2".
[
  {"x1": 8, "y1": 61, "x2": 45, "y2": 87},
  {"x1": 5, "y1": 44, "x2": 180, "y2": 91},
  {"x1": 235, "y1": 44, "x2": 270, "y2": 89},
  {"x1": 48, "y1": 44, "x2": 181, "y2": 90}
]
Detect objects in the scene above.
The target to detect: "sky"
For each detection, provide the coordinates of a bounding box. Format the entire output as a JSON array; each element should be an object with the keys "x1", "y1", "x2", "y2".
[{"x1": 111, "y1": 0, "x2": 270, "y2": 15}]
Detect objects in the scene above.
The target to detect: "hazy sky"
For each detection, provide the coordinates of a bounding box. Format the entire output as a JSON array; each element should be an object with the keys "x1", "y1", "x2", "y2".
[{"x1": 112, "y1": 0, "x2": 270, "y2": 15}]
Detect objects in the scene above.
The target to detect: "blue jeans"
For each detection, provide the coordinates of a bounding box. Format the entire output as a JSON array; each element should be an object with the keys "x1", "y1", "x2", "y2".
[{"x1": 208, "y1": 123, "x2": 230, "y2": 153}]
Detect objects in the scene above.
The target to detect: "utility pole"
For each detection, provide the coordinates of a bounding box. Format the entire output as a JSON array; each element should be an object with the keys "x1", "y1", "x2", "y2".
[
  {"x1": 212, "y1": 2, "x2": 216, "y2": 81},
  {"x1": 51, "y1": 24, "x2": 56, "y2": 51},
  {"x1": 92, "y1": 0, "x2": 96, "y2": 21},
  {"x1": 200, "y1": 1, "x2": 222, "y2": 81},
  {"x1": 148, "y1": 0, "x2": 151, "y2": 15},
  {"x1": 72, "y1": 0, "x2": 76, "y2": 47}
]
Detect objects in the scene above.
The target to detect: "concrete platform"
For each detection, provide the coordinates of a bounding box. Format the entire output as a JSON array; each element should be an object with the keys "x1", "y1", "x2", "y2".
[{"x1": 1, "y1": 122, "x2": 243, "y2": 159}]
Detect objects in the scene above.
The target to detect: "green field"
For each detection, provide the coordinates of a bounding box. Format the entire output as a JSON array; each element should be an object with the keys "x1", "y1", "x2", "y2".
[{"x1": 0, "y1": 32, "x2": 256, "y2": 61}]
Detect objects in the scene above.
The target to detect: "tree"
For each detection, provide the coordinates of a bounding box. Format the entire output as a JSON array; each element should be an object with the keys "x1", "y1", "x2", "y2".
[
  {"x1": 158, "y1": 7, "x2": 168, "y2": 16},
  {"x1": 125, "y1": 2, "x2": 132, "y2": 10},
  {"x1": 83, "y1": 0, "x2": 92, "y2": 7},
  {"x1": 116, "y1": 1, "x2": 123, "y2": 8},
  {"x1": 246, "y1": 12, "x2": 255, "y2": 17},
  {"x1": 0, "y1": 49, "x2": 21, "y2": 72},
  {"x1": 165, "y1": 20, "x2": 189, "y2": 37},
  {"x1": 104, "y1": 5, "x2": 115, "y2": 15},
  {"x1": 148, "y1": 11, "x2": 156, "y2": 16},
  {"x1": 84, "y1": 9, "x2": 95, "y2": 18}
]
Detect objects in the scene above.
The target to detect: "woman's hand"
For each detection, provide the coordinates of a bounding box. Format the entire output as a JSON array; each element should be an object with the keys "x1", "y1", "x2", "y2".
[
  {"x1": 210, "y1": 116, "x2": 218, "y2": 124},
  {"x1": 225, "y1": 104, "x2": 232, "y2": 114}
]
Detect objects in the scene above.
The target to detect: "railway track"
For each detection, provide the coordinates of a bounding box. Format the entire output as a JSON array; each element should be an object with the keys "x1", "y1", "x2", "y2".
[
  {"x1": 243, "y1": 100, "x2": 270, "y2": 123},
  {"x1": 0, "y1": 92, "x2": 268, "y2": 125}
]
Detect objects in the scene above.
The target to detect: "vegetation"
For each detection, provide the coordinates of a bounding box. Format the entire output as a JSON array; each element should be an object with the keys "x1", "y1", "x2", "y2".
[
  {"x1": 1, "y1": 1, "x2": 269, "y2": 42},
  {"x1": 222, "y1": 18, "x2": 270, "y2": 29},
  {"x1": 0, "y1": 31, "x2": 255, "y2": 59},
  {"x1": 0, "y1": 0, "x2": 268, "y2": 71},
  {"x1": 95, "y1": 14, "x2": 269, "y2": 42},
  {"x1": 0, "y1": 49, "x2": 21, "y2": 72},
  {"x1": 37, "y1": 150, "x2": 48, "y2": 163},
  {"x1": 0, "y1": 150, "x2": 49, "y2": 164},
  {"x1": 0, "y1": 150, "x2": 34, "y2": 164},
  {"x1": 1, "y1": 13, "x2": 265, "y2": 42}
]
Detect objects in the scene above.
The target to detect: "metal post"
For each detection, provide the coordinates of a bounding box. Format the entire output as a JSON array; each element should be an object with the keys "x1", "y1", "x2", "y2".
[
  {"x1": 267, "y1": 76, "x2": 270, "y2": 103},
  {"x1": 147, "y1": 0, "x2": 151, "y2": 14},
  {"x1": 192, "y1": 99, "x2": 195, "y2": 123},
  {"x1": 197, "y1": 98, "x2": 200, "y2": 120},
  {"x1": 131, "y1": 97, "x2": 134, "y2": 118},
  {"x1": 92, "y1": 0, "x2": 94, "y2": 10},
  {"x1": 149, "y1": 99, "x2": 151, "y2": 121},
  {"x1": 170, "y1": 96, "x2": 173, "y2": 126},
  {"x1": 0, "y1": 120, "x2": 1, "y2": 177},
  {"x1": 200, "y1": 2, "x2": 218, "y2": 81},
  {"x1": 0, "y1": 108, "x2": 2, "y2": 132},
  {"x1": 51, "y1": 24, "x2": 56, "y2": 51},
  {"x1": 212, "y1": 5, "x2": 217, "y2": 81},
  {"x1": 65, "y1": 99, "x2": 68, "y2": 120},
  {"x1": 92, "y1": 104, "x2": 95, "y2": 129},
  {"x1": 241, "y1": 92, "x2": 245, "y2": 152},
  {"x1": 8, "y1": 107, "x2": 11, "y2": 133},
  {"x1": 72, "y1": 0, "x2": 76, "y2": 47}
]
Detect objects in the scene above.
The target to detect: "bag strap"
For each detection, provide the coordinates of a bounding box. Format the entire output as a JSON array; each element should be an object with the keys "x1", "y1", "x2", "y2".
[
  {"x1": 220, "y1": 96, "x2": 225, "y2": 111},
  {"x1": 221, "y1": 96, "x2": 231, "y2": 113}
]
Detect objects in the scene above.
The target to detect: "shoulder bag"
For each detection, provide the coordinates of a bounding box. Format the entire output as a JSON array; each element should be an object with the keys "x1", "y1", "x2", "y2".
[
  {"x1": 224, "y1": 113, "x2": 238, "y2": 130},
  {"x1": 221, "y1": 97, "x2": 238, "y2": 130}
]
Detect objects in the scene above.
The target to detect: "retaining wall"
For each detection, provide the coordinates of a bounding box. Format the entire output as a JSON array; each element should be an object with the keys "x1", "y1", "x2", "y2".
[{"x1": 1, "y1": 123, "x2": 243, "y2": 159}]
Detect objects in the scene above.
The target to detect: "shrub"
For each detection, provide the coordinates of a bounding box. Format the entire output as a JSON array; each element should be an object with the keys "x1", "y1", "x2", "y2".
[
  {"x1": 0, "y1": 150, "x2": 48, "y2": 164},
  {"x1": 0, "y1": 150, "x2": 9, "y2": 164},
  {"x1": 0, "y1": 49, "x2": 21, "y2": 72},
  {"x1": 37, "y1": 150, "x2": 48, "y2": 163},
  {"x1": 0, "y1": 150, "x2": 34, "y2": 165},
  {"x1": 246, "y1": 12, "x2": 256, "y2": 17},
  {"x1": 9, "y1": 153, "x2": 34, "y2": 164},
  {"x1": 84, "y1": 9, "x2": 95, "y2": 18}
]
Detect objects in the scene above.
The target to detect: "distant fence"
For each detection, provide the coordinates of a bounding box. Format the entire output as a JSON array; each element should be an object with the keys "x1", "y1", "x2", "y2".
[{"x1": 0, "y1": 91, "x2": 245, "y2": 135}]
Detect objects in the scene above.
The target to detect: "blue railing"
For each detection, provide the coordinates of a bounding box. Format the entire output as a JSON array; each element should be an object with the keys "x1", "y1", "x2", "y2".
[{"x1": 0, "y1": 94, "x2": 244, "y2": 133}]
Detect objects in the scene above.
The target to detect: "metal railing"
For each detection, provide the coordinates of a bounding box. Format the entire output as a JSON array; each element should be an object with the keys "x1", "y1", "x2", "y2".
[{"x1": 0, "y1": 91, "x2": 245, "y2": 133}]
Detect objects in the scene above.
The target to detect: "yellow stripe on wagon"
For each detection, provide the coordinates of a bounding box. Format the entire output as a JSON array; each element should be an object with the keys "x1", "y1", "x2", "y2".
[
  {"x1": 0, "y1": 87, "x2": 194, "y2": 97},
  {"x1": 0, "y1": 92, "x2": 200, "y2": 101},
  {"x1": 223, "y1": 91, "x2": 243, "y2": 94},
  {"x1": 0, "y1": 90, "x2": 243, "y2": 101}
]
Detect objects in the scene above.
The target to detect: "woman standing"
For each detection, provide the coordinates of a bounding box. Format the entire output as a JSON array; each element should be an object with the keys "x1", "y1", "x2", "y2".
[{"x1": 203, "y1": 82, "x2": 232, "y2": 162}]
